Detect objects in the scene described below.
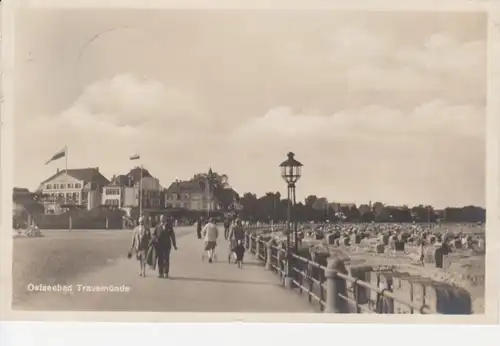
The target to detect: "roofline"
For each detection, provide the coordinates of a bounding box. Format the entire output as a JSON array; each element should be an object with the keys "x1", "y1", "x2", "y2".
[{"x1": 40, "y1": 169, "x2": 110, "y2": 185}]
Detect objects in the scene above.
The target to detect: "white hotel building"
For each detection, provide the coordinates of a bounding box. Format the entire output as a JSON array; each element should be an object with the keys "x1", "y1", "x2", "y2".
[{"x1": 37, "y1": 167, "x2": 110, "y2": 214}]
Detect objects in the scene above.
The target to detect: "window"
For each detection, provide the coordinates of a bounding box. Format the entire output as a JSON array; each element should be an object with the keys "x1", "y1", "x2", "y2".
[
  {"x1": 46, "y1": 184, "x2": 52, "y2": 189},
  {"x1": 60, "y1": 184, "x2": 66, "y2": 189},
  {"x1": 75, "y1": 183, "x2": 82, "y2": 189},
  {"x1": 68, "y1": 183, "x2": 74, "y2": 188},
  {"x1": 53, "y1": 184, "x2": 59, "y2": 189},
  {"x1": 105, "y1": 188, "x2": 120, "y2": 195},
  {"x1": 66, "y1": 193, "x2": 72, "y2": 201},
  {"x1": 105, "y1": 199, "x2": 119, "y2": 206}
]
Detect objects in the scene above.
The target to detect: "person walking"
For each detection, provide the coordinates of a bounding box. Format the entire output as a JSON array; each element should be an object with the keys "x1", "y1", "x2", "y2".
[
  {"x1": 130, "y1": 216, "x2": 151, "y2": 277},
  {"x1": 150, "y1": 215, "x2": 177, "y2": 278},
  {"x1": 418, "y1": 239, "x2": 425, "y2": 266},
  {"x1": 202, "y1": 217, "x2": 219, "y2": 263},
  {"x1": 196, "y1": 216, "x2": 203, "y2": 239},
  {"x1": 223, "y1": 217, "x2": 231, "y2": 240},
  {"x1": 228, "y1": 218, "x2": 245, "y2": 263}
]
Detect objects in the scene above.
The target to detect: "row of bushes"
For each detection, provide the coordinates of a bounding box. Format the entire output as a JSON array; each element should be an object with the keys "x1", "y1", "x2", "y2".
[{"x1": 31, "y1": 209, "x2": 126, "y2": 230}]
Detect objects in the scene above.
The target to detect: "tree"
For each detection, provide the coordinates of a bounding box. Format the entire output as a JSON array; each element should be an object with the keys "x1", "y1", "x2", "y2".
[
  {"x1": 304, "y1": 195, "x2": 318, "y2": 208},
  {"x1": 372, "y1": 202, "x2": 384, "y2": 214},
  {"x1": 386, "y1": 206, "x2": 412, "y2": 222},
  {"x1": 411, "y1": 205, "x2": 436, "y2": 222},
  {"x1": 262, "y1": 192, "x2": 281, "y2": 221},
  {"x1": 239, "y1": 193, "x2": 258, "y2": 220},
  {"x1": 312, "y1": 197, "x2": 328, "y2": 211},
  {"x1": 372, "y1": 202, "x2": 390, "y2": 222},
  {"x1": 358, "y1": 204, "x2": 371, "y2": 215},
  {"x1": 311, "y1": 197, "x2": 329, "y2": 222},
  {"x1": 191, "y1": 170, "x2": 230, "y2": 190},
  {"x1": 191, "y1": 169, "x2": 234, "y2": 211},
  {"x1": 339, "y1": 204, "x2": 360, "y2": 222}
]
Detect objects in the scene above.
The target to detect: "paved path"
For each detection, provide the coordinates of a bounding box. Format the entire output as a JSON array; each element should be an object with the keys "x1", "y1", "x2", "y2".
[{"x1": 22, "y1": 227, "x2": 316, "y2": 312}]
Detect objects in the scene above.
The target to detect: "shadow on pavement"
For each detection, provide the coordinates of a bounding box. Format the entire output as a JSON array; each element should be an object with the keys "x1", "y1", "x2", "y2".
[{"x1": 169, "y1": 275, "x2": 280, "y2": 287}]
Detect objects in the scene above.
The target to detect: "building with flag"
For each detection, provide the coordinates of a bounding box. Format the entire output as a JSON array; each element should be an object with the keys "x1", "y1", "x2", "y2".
[
  {"x1": 101, "y1": 166, "x2": 164, "y2": 211},
  {"x1": 37, "y1": 167, "x2": 110, "y2": 214}
]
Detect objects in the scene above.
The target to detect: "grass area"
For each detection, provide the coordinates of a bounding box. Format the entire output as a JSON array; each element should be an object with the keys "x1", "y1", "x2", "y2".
[{"x1": 12, "y1": 231, "x2": 132, "y2": 307}]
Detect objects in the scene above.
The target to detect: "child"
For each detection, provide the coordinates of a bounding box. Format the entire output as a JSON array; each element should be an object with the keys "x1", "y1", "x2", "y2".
[{"x1": 234, "y1": 239, "x2": 245, "y2": 269}]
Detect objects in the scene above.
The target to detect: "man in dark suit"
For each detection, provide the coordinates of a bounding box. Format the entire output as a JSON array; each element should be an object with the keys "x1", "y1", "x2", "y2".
[
  {"x1": 152, "y1": 215, "x2": 177, "y2": 278},
  {"x1": 196, "y1": 216, "x2": 203, "y2": 239}
]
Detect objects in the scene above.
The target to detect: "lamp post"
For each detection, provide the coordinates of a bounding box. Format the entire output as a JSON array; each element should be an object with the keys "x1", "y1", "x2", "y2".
[{"x1": 279, "y1": 152, "x2": 303, "y2": 254}]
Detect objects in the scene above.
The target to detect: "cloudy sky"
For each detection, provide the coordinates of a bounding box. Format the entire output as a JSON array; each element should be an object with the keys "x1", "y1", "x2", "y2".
[{"x1": 13, "y1": 9, "x2": 486, "y2": 207}]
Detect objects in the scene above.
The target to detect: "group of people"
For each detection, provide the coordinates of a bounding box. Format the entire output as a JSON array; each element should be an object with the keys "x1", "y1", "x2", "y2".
[
  {"x1": 196, "y1": 216, "x2": 246, "y2": 268},
  {"x1": 129, "y1": 215, "x2": 177, "y2": 278},
  {"x1": 129, "y1": 215, "x2": 247, "y2": 278}
]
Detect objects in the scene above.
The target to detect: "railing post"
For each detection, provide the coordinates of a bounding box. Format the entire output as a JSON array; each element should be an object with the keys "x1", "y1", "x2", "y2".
[
  {"x1": 255, "y1": 236, "x2": 261, "y2": 259},
  {"x1": 68, "y1": 215, "x2": 72, "y2": 231},
  {"x1": 324, "y1": 257, "x2": 348, "y2": 313},
  {"x1": 284, "y1": 250, "x2": 293, "y2": 289},
  {"x1": 248, "y1": 234, "x2": 253, "y2": 253},
  {"x1": 266, "y1": 240, "x2": 273, "y2": 270},
  {"x1": 245, "y1": 232, "x2": 249, "y2": 250}
]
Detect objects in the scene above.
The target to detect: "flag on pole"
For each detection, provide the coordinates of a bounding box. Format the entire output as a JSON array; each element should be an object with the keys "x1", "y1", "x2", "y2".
[
  {"x1": 45, "y1": 147, "x2": 66, "y2": 165},
  {"x1": 130, "y1": 154, "x2": 140, "y2": 160}
]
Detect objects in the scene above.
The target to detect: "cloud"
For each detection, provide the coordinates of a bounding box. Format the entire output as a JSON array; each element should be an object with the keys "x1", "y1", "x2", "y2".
[
  {"x1": 346, "y1": 65, "x2": 441, "y2": 92},
  {"x1": 394, "y1": 33, "x2": 486, "y2": 81},
  {"x1": 326, "y1": 26, "x2": 397, "y2": 65},
  {"x1": 21, "y1": 73, "x2": 209, "y2": 140},
  {"x1": 341, "y1": 32, "x2": 485, "y2": 97},
  {"x1": 255, "y1": 27, "x2": 485, "y2": 112},
  {"x1": 225, "y1": 101, "x2": 484, "y2": 208},
  {"x1": 230, "y1": 101, "x2": 485, "y2": 142}
]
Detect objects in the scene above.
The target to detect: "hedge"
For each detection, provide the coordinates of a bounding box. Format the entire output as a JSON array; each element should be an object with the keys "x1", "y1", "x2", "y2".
[{"x1": 33, "y1": 209, "x2": 126, "y2": 230}]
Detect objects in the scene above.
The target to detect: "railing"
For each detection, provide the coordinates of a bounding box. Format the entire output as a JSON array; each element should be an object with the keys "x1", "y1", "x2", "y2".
[{"x1": 245, "y1": 231, "x2": 434, "y2": 314}]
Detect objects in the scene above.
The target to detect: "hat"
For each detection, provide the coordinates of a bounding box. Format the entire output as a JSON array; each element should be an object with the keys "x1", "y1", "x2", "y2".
[{"x1": 138, "y1": 216, "x2": 144, "y2": 223}]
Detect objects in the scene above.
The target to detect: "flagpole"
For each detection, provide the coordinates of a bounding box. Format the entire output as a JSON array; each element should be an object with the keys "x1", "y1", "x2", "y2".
[
  {"x1": 205, "y1": 176, "x2": 209, "y2": 218},
  {"x1": 65, "y1": 145, "x2": 68, "y2": 176},
  {"x1": 65, "y1": 145, "x2": 68, "y2": 206},
  {"x1": 139, "y1": 163, "x2": 143, "y2": 218}
]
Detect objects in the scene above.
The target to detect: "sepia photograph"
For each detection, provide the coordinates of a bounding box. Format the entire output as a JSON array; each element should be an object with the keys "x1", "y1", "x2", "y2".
[{"x1": 2, "y1": 1, "x2": 498, "y2": 323}]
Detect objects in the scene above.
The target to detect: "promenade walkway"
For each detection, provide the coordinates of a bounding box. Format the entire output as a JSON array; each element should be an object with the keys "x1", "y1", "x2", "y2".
[{"x1": 22, "y1": 226, "x2": 316, "y2": 312}]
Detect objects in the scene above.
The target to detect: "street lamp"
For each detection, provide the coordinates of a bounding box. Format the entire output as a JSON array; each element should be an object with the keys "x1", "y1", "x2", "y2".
[{"x1": 279, "y1": 152, "x2": 303, "y2": 253}]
